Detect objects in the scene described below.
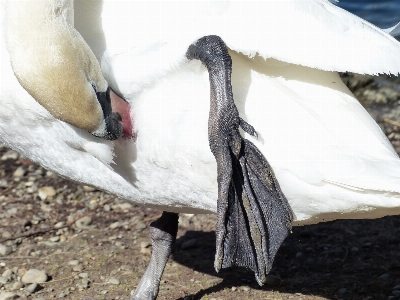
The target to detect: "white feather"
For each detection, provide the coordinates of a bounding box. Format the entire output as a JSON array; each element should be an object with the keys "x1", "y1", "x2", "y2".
[{"x1": 1, "y1": 0, "x2": 400, "y2": 224}]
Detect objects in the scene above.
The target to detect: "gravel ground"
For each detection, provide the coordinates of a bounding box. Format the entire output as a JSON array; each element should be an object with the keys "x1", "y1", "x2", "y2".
[{"x1": 0, "y1": 73, "x2": 400, "y2": 300}]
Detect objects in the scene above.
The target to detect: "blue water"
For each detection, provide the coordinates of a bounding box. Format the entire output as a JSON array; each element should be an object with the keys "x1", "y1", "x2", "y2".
[{"x1": 335, "y1": 0, "x2": 400, "y2": 29}]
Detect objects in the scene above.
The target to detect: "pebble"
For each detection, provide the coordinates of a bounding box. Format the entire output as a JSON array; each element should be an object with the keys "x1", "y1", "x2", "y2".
[
  {"x1": 0, "y1": 179, "x2": 8, "y2": 188},
  {"x1": 379, "y1": 273, "x2": 390, "y2": 279},
  {"x1": 79, "y1": 273, "x2": 89, "y2": 279},
  {"x1": 296, "y1": 252, "x2": 303, "y2": 258},
  {"x1": 108, "y1": 277, "x2": 120, "y2": 285},
  {"x1": 392, "y1": 290, "x2": 400, "y2": 297},
  {"x1": 12, "y1": 166, "x2": 25, "y2": 177},
  {"x1": 75, "y1": 216, "x2": 92, "y2": 228},
  {"x1": 72, "y1": 265, "x2": 84, "y2": 272},
  {"x1": 135, "y1": 222, "x2": 146, "y2": 230},
  {"x1": 38, "y1": 186, "x2": 56, "y2": 200},
  {"x1": 83, "y1": 185, "x2": 96, "y2": 192},
  {"x1": 0, "y1": 244, "x2": 12, "y2": 256},
  {"x1": 351, "y1": 247, "x2": 359, "y2": 252},
  {"x1": 181, "y1": 238, "x2": 197, "y2": 249},
  {"x1": 1, "y1": 150, "x2": 19, "y2": 161},
  {"x1": 11, "y1": 281, "x2": 23, "y2": 291},
  {"x1": 54, "y1": 222, "x2": 65, "y2": 229},
  {"x1": 49, "y1": 236, "x2": 60, "y2": 242},
  {"x1": 109, "y1": 221, "x2": 122, "y2": 229},
  {"x1": 68, "y1": 260, "x2": 80, "y2": 266},
  {"x1": 0, "y1": 276, "x2": 9, "y2": 284},
  {"x1": 32, "y1": 298, "x2": 46, "y2": 300},
  {"x1": 0, "y1": 292, "x2": 18, "y2": 300},
  {"x1": 242, "y1": 286, "x2": 250, "y2": 292},
  {"x1": 393, "y1": 285, "x2": 400, "y2": 290},
  {"x1": 21, "y1": 269, "x2": 48, "y2": 284},
  {"x1": 1, "y1": 232, "x2": 11, "y2": 239},
  {"x1": 2, "y1": 269, "x2": 12, "y2": 277},
  {"x1": 337, "y1": 287, "x2": 347, "y2": 294},
  {"x1": 117, "y1": 202, "x2": 133, "y2": 210},
  {"x1": 231, "y1": 287, "x2": 237, "y2": 291},
  {"x1": 26, "y1": 283, "x2": 40, "y2": 293}
]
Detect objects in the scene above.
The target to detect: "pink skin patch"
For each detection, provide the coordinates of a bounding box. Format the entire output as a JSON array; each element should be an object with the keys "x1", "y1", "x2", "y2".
[{"x1": 110, "y1": 89, "x2": 134, "y2": 139}]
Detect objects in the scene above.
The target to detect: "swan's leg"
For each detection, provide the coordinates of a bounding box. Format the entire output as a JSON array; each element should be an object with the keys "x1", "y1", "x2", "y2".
[
  {"x1": 131, "y1": 211, "x2": 179, "y2": 300},
  {"x1": 186, "y1": 36, "x2": 293, "y2": 285}
]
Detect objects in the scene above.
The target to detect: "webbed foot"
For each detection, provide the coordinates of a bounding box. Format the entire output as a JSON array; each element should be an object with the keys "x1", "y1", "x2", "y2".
[{"x1": 186, "y1": 35, "x2": 293, "y2": 285}]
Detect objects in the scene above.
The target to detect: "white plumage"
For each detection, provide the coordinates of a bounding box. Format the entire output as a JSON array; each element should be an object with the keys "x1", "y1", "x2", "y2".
[{"x1": 1, "y1": 0, "x2": 400, "y2": 226}]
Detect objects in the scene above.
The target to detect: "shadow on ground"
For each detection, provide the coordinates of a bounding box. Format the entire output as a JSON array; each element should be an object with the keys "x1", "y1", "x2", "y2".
[{"x1": 172, "y1": 215, "x2": 400, "y2": 299}]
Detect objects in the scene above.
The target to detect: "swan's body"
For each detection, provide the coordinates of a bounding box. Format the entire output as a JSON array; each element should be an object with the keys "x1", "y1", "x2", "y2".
[
  {"x1": 2, "y1": 0, "x2": 400, "y2": 224},
  {"x1": 2, "y1": 1, "x2": 400, "y2": 297}
]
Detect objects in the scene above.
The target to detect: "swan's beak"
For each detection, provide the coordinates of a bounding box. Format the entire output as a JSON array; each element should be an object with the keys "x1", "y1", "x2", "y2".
[{"x1": 110, "y1": 89, "x2": 133, "y2": 139}]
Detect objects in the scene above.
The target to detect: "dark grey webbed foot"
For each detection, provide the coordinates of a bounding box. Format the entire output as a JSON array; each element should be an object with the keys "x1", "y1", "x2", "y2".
[
  {"x1": 131, "y1": 212, "x2": 178, "y2": 300},
  {"x1": 186, "y1": 35, "x2": 294, "y2": 285}
]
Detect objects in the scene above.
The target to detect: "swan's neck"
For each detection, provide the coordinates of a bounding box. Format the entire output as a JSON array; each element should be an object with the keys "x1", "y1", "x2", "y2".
[{"x1": 4, "y1": 0, "x2": 107, "y2": 133}]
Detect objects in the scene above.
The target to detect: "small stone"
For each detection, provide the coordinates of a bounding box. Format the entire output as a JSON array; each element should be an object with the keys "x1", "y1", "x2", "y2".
[
  {"x1": 77, "y1": 284, "x2": 88, "y2": 290},
  {"x1": 2, "y1": 269, "x2": 12, "y2": 277},
  {"x1": 26, "y1": 283, "x2": 40, "y2": 293},
  {"x1": 1, "y1": 231, "x2": 11, "y2": 239},
  {"x1": 242, "y1": 286, "x2": 250, "y2": 292},
  {"x1": 109, "y1": 222, "x2": 122, "y2": 229},
  {"x1": 83, "y1": 186, "x2": 96, "y2": 192},
  {"x1": 1, "y1": 150, "x2": 19, "y2": 161},
  {"x1": 0, "y1": 244, "x2": 12, "y2": 256},
  {"x1": 181, "y1": 238, "x2": 197, "y2": 249},
  {"x1": 0, "y1": 179, "x2": 8, "y2": 188},
  {"x1": 100, "y1": 290, "x2": 108, "y2": 295},
  {"x1": 58, "y1": 292, "x2": 66, "y2": 298},
  {"x1": 21, "y1": 269, "x2": 48, "y2": 284},
  {"x1": 393, "y1": 285, "x2": 400, "y2": 290},
  {"x1": 108, "y1": 277, "x2": 120, "y2": 285},
  {"x1": 231, "y1": 286, "x2": 237, "y2": 291},
  {"x1": 117, "y1": 202, "x2": 133, "y2": 210},
  {"x1": 104, "y1": 204, "x2": 111, "y2": 212},
  {"x1": 337, "y1": 287, "x2": 347, "y2": 294},
  {"x1": 13, "y1": 166, "x2": 25, "y2": 177},
  {"x1": 73, "y1": 265, "x2": 83, "y2": 272},
  {"x1": 351, "y1": 247, "x2": 359, "y2": 252},
  {"x1": 38, "y1": 186, "x2": 56, "y2": 200},
  {"x1": 32, "y1": 298, "x2": 46, "y2": 300},
  {"x1": 135, "y1": 222, "x2": 146, "y2": 230},
  {"x1": 49, "y1": 236, "x2": 60, "y2": 242},
  {"x1": 79, "y1": 273, "x2": 89, "y2": 279},
  {"x1": 68, "y1": 260, "x2": 80, "y2": 266},
  {"x1": 75, "y1": 216, "x2": 92, "y2": 228},
  {"x1": 0, "y1": 292, "x2": 18, "y2": 300},
  {"x1": 11, "y1": 281, "x2": 23, "y2": 291},
  {"x1": 392, "y1": 290, "x2": 400, "y2": 297},
  {"x1": 296, "y1": 252, "x2": 303, "y2": 258},
  {"x1": 0, "y1": 276, "x2": 9, "y2": 284},
  {"x1": 54, "y1": 222, "x2": 65, "y2": 229},
  {"x1": 379, "y1": 273, "x2": 390, "y2": 279}
]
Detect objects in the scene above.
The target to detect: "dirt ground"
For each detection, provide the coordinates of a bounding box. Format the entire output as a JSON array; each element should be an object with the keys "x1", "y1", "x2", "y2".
[{"x1": 1, "y1": 74, "x2": 400, "y2": 300}]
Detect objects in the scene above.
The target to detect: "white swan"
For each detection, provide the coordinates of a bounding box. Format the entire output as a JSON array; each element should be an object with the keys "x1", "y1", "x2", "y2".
[{"x1": 2, "y1": 0, "x2": 400, "y2": 298}]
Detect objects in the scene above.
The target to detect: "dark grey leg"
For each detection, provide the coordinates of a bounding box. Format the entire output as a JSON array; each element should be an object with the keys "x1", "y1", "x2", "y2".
[
  {"x1": 131, "y1": 212, "x2": 179, "y2": 300},
  {"x1": 186, "y1": 36, "x2": 293, "y2": 285}
]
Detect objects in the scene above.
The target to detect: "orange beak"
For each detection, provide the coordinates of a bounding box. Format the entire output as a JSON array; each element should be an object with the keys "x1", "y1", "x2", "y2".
[{"x1": 110, "y1": 89, "x2": 134, "y2": 139}]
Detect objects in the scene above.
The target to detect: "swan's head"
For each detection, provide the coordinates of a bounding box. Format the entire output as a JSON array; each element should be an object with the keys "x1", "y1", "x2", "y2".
[{"x1": 4, "y1": 2, "x2": 132, "y2": 140}]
